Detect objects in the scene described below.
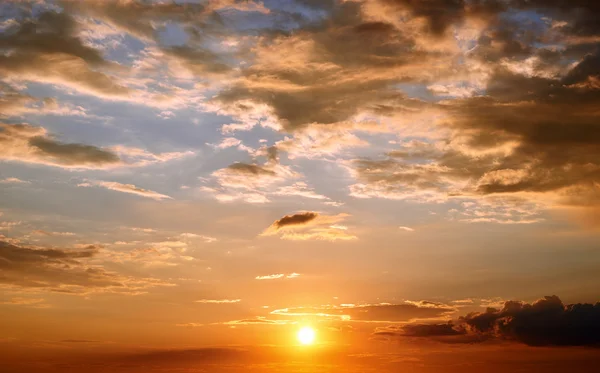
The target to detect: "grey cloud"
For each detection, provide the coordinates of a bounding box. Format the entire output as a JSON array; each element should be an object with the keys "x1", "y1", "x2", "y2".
[
  {"x1": 0, "y1": 123, "x2": 121, "y2": 169},
  {"x1": 460, "y1": 295, "x2": 600, "y2": 347},
  {"x1": 213, "y1": 1, "x2": 447, "y2": 132},
  {"x1": 29, "y1": 136, "x2": 120, "y2": 166},
  {"x1": 378, "y1": 296, "x2": 600, "y2": 347},
  {"x1": 227, "y1": 163, "x2": 277, "y2": 176},
  {"x1": 273, "y1": 212, "x2": 319, "y2": 229},
  {"x1": 0, "y1": 10, "x2": 129, "y2": 97}
]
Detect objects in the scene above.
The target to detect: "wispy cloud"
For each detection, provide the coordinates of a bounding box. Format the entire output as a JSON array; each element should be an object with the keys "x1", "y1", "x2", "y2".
[
  {"x1": 79, "y1": 180, "x2": 172, "y2": 200},
  {"x1": 195, "y1": 299, "x2": 241, "y2": 304},
  {"x1": 255, "y1": 273, "x2": 300, "y2": 280}
]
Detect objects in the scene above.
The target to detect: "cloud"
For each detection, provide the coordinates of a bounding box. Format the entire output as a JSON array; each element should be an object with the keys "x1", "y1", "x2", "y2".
[
  {"x1": 274, "y1": 182, "x2": 330, "y2": 200},
  {"x1": 255, "y1": 273, "x2": 300, "y2": 280},
  {"x1": 0, "y1": 123, "x2": 121, "y2": 169},
  {"x1": 31, "y1": 230, "x2": 76, "y2": 237},
  {"x1": 179, "y1": 233, "x2": 217, "y2": 243},
  {"x1": 222, "y1": 317, "x2": 290, "y2": 326},
  {"x1": 0, "y1": 240, "x2": 172, "y2": 295},
  {"x1": 1, "y1": 297, "x2": 49, "y2": 308},
  {"x1": 208, "y1": 0, "x2": 456, "y2": 140},
  {"x1": 0, "y1": 177, "x2": 29, "y2": 184},
  {"x1": 0, "y1": 10, "x2": 130, "y2": 97},
  {"x1": 270, "y1": 301, "x2": 455, "y2": 322},
  {"x1": 262, "y1": 212, "x2": 357, "y2": 241},
  {"x1": 81, "y1": 180, "x2": 172, "y2": 200},
  {"x1": 272, "y1": 212, "x2": 319, "y2": 230},
  {"x1": 460, "y1": 295, "x2": 600, "y2": 347},
  {"x1": 206, "y1": 150, "x2": 300, "y2": 203},
  {"x1": 195, "y1": 299, "x2": 241, "y2": 304},
  {"x1": 379, "y1": 296, "x2": 600, "y2": 347},
  {"x1": 398, "y1": 226, "x2": 414, "y2": 232}
]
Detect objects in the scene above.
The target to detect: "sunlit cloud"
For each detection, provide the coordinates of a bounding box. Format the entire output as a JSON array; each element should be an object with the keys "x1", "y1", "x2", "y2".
[
  {"x1": 195, "y1": 299, "x2": 241, "y2": 304},
  {"x1": 255, "y1": 273, "x2": 300, "y2": 280},
  {"x1": 79, "y1": 180, "x2": 172, "y2": 200}
]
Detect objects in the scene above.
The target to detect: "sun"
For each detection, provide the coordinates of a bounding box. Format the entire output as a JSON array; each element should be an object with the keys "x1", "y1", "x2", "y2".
[{"x1": 297, "y1": 326, "x2": 316, "y2": 345}]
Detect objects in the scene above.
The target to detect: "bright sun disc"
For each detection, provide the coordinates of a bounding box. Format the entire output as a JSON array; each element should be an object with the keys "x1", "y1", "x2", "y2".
[{"x1": 297, "y1": 326, "x2": 316, "y2": 345}]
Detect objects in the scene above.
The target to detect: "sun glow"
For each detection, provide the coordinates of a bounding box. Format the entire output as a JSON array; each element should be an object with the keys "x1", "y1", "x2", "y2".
[{"x1": 297, "y1": 326, "x2": 316, "y2": 345}]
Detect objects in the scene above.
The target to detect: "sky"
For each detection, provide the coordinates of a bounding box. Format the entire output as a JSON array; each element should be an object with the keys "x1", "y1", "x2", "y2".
[{"x1": 1, "y1": 0, "x2": 600, "y2": 372}]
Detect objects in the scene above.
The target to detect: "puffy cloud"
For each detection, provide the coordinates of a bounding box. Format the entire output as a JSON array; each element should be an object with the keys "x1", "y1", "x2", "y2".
[
  {"x1": 0, "y1": 10, "x2": 129, "y2": 97},
  {"x1": 378, "y1": 296, "x2": 600, "y2": 347},
  {"x1": 460, "y1": 295, "x2": 600, "y2": 346},
  {"x1": 0, "y1": 240, "x2": 171, "y2": 295},
  {"x1": 210, "y1": 0, "x2": 454, "y2": 135}
]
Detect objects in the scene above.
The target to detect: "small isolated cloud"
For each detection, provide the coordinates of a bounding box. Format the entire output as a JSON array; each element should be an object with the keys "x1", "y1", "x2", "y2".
[
  {"x1": 255, "y1": 273, "x2": 300, "y2": 280},
  {"x1": 195, "y1": 299, "x2": 241, "y2": 304},
  {"x1": 273, "y1": 212, "x2": 319, "y2": 230},
  {"x1": 262, "y1": 212, "x2": 357, "y2": 241},
  {"x1": 80, "y1": 180, "x2": 172, "y2": 200},
  {"x1": 0, "y1": 177, "x2": 29, "y2": 184},
  {"x1": 398, "y1": 226, "x2": 414, "y2": 232},
  {"x1": 179, "y1": 233, "x2": 217, "y2": 243}
]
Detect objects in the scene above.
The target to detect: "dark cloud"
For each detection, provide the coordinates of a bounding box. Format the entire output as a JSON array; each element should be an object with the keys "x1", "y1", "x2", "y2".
[
  {"x1": 0, "y1": 123, "x2": 121, "y2": 169},
  {"x1": 399, "y1": 322, "x2": 465, "y2": 337},
  {"x1": 29, "y1": 136, "x2": 120, "y2": 166},
  {"x1": 461, "y1": 295, "x2": 600, "y2": 347},
  {"x1": 0, "y1": 240, "x2": 169, "y2": 294},
  {"x1": 379, "y1": 296, "x2": 600, "y2": 347},
  {"x1": 377, "y1": 0, "x2": 468, "y2": 36},
  {"x1": 0, "y1": 10, "x2": 129, "y2": 96},
  {"x1": 61, "y1": 0, "x2": 211, "y2": 40},
  {"x1": 212, "y1": 0, "x2": 447, "y2": 132},
  {"x1": 227, "y1": 163, "x2": 277, "y2": 176},
  {"x1": 164, "y1": 45, "x2": 232, "y2": 75},
  {"x1": 273, "y1": 212, "x2": 319, "y2": 229}
]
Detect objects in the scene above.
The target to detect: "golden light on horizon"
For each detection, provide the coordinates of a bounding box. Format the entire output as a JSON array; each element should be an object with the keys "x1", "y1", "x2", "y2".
[{"x1": 297, "y1": 326, "x2": 316, "y2": 345}]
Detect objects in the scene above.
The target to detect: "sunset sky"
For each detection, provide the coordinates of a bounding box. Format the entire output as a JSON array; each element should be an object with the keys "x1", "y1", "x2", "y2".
[{"x1": 1, "y1": 0, "x2": 600, "y2": 372}]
